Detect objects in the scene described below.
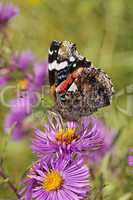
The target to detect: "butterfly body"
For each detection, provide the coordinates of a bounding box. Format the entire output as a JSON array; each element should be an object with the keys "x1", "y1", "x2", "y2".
[{"x1": 48, "y1": 40, "x2": 114, "y2": 120}]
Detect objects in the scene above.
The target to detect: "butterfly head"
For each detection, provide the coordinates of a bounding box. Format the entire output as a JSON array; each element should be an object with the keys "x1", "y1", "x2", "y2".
[
  {"x1": 48, "y1": 40, "x2": 84, "y2": 71},
  {"x1": 58, "y1": 41, "x2": 76, "y2": 61}
]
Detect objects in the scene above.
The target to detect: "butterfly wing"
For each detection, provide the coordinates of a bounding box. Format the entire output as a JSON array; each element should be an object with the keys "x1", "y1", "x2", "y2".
[{"x1": 56, "y1": 67, "x2": 114, "y2": 120}]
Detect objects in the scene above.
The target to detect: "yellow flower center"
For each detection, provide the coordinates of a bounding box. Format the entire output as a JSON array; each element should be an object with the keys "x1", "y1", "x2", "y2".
[
  {"x1": 43, "y1": 170, "x2": 63, "y2": 192},
  {"x1": 18, "y1": 79, "x2": 29, "y2": 90},
  {"x1": 55, "y1": 128, "x2": 78, "y2": 145}
]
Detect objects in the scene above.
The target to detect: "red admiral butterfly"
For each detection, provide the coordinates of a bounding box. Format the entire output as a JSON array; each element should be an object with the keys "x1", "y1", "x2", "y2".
[{"x1": 48, "y1": 40, "x2": 114, "y2": 120}]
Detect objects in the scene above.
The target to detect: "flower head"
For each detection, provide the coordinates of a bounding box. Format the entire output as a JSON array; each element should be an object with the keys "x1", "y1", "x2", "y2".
[
  {"x1": 128, "y1": 149, "x2": 133, "y2": 168},
  {"x1": 4, "y1": 95, "x2": 36, "y2": 140},
  {"x1": 32, "y1": 115, "x2": 104, "y2": 159},
  {"x1": 0, "y1": 50, "x2": 35, "y2": 88},
  {"x1": 1, "y1": 50, "x2": 47, "y2": 91},
  {"x1": 0, "y1": 75, "x2": 10, "y2": 87},
  {"x1": 11, "y1": 50, "x2": 35, "y2": 71},
  {"x1": 0, "y1": 3, "x2": 19, "y2": 29},
  {"x1": 33, "y1": 61, "x2": 48, "y2": 88},
  {"x1": 10, "y1": 50, "x2": 47, "y2": 90},
  {"x1": 20, "y1": 158, "x2": 90, "y2": 200}
]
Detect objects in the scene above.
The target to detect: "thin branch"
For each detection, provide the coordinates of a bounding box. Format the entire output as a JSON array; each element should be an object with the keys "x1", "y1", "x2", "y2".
[{"x1": 0, "y1": 167, "x2": 20, "y2": 199}]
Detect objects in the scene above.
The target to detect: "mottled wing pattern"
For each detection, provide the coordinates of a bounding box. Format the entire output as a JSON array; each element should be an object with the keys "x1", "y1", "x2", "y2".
[{"x1": 55, "y1": 67, "x2": 114, "y2": 120}]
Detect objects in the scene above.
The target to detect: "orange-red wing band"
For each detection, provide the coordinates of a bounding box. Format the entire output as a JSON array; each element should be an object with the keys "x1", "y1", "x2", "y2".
[{"x1": 56, "y1": 67, "x2": 83, "y2": 93}]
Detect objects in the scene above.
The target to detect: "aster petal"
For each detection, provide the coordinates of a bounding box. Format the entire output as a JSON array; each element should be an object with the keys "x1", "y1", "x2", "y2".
[
  {"x1": 33, "y1": 61, "x2": 48, "y2": 88},
  {"x1": 128, "y1": 155, "x2": 133, "y2": 167}
]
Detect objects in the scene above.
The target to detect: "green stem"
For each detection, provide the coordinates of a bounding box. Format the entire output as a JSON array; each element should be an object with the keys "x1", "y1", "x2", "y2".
[{"x1": 0, "y1": 167, "x2": 20, "y2": 199}]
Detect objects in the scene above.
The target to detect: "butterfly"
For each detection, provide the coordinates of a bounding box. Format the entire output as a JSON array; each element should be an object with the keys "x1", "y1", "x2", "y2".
[{"x1": 48, "y1": 40, "x2": 114, "y2": 120}]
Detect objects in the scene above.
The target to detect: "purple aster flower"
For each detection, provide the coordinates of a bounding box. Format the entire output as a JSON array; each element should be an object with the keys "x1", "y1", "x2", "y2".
[
  {"x1": 0, "y1": 3, "x2": 19, "y2": 30},
  {"x1": 0, "y1": 75, "x2": 10, "y2": 87},
  {"x1": 33, "y1": 60, "x2": 48, "y2": 88},
  {"x1": 82, "y1": 117, "x2": 115, "y2": 165},
  {"x1": 1, "y1": 50, "x2": 47, "y2": 91},
  {"x1": 11, "y1": 50, "x2": 35, "y2": 71},
  {"x1": 11, "y1": 123, "x2": 26, "y2": 140},
  {"x1": 32, "y1": 115, "x2": 104, "y2": 159},
  {"x1": 20, "y1": 157, "x2": 90, "y2": 200},
  {"x1": 128, "y1": 148, "x2": 133, "y2": 168},
  {"x1": 4, "y1": 95, "x2": 36, "y2": 140},
  {"x1": 10, "y1": 50, "x2": 47, "y2": 90},
  {"x1": 0, "y1": 50, "x2": 35, "y2": 87}
]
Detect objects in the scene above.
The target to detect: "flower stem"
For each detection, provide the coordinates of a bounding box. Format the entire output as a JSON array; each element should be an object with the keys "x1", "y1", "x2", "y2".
[{"x1": 0, "y1": 167, "x2": 20, "y2": 199}]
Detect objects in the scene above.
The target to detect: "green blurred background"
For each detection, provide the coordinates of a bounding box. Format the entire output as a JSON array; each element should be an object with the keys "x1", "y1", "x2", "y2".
[{"x1": 0, "y1": 0, "x2": 133, "y2": 199}]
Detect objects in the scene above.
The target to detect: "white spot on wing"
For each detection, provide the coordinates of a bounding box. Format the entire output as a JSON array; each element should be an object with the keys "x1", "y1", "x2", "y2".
[
  {"x1": 70, "y1": 56, "x2": 75, "y2": 62},
  {"x1": 48, "y1": 61, "x2": 68, "y2": 71},
  {"x1": 68, "y1": 82, "x2": 77, "y2": 92},
  {"x1": 49, "y1": 49, "x2": 53, "y2": 55},
  {"x1": 48, "y1": 62, "x2": 56, "y2": 71},
  {"x1": 55, "y1": 61, "x2": 68, "y2": 71}
]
